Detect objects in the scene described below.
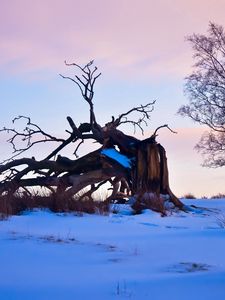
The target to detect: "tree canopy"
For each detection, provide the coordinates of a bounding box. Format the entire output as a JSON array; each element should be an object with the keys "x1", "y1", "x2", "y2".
[{"x1": 178, "y1": 22, "x2": 225, "y2": 167}]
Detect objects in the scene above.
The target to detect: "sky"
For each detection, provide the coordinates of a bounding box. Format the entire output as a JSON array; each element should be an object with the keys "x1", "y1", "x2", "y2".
[{"x1": 0, "y1": 0, "x2": 225, "y2": 197}]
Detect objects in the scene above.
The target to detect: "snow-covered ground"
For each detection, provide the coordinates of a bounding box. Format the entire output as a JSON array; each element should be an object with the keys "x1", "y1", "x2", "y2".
[{"x1": 1, "y1": 199, "x2": 225, "y2": 300}]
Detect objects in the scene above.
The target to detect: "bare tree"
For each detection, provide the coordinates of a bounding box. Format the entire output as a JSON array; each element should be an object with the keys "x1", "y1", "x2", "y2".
[
  {"x1": 178, "y1": 22, "x2": 225, "y2": 167},
  {"x1": 0, "y1": 61, "x2": 184, "y2": 214}
]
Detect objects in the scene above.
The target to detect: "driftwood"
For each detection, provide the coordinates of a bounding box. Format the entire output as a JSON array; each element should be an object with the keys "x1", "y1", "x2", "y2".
[{"x1": 0, "y1": 61, "x2": 184, "y2": 214}]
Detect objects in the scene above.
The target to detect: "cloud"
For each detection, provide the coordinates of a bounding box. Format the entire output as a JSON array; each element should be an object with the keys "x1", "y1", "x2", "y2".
[{"x1": 1, "y1": 0, "x2": 225, "y2": 80}]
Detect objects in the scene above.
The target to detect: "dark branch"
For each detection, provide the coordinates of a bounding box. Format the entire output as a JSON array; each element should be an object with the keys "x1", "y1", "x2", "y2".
[
  {"x1": 60, "y1": 60, "x2": 101, "y2": 127},
  {"x1": 152, "y1": 124, "x2": 177, "y2": 138},
  {"x1": 0, "y1": 116, "x2": 65, "y2": 163}
]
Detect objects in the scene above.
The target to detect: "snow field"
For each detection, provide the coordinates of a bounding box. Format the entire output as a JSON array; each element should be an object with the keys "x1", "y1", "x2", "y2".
[{"x1": 0, "y1": 199, "x2": 225, "y2": 299}]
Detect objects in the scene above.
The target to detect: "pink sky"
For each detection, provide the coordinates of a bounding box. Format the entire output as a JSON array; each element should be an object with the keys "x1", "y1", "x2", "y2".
[
  {"x1": 0, "y1": 0, "x2": 225, "y2": 197},
  {"x1": 1, "y1": 0, "x2": 225, "y2": 77}
]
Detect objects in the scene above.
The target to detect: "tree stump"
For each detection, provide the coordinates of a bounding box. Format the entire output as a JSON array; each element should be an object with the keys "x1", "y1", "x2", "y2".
[{"x1": 131, "y1": 140, "x2": 183, "y2": 214}]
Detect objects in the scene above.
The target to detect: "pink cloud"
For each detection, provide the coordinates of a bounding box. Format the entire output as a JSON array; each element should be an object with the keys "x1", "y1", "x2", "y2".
[{"x1": 1, "y1": 0, "x2": 225, "y2": 79}]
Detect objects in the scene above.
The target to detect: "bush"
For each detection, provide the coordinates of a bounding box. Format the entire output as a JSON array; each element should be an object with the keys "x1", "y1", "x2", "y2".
[
  {"x1": 182, "y1": 193, "x2": 196, "y2": 199},
  {"x1": 0, "y1": 190, "x2": 110, "y2": 218},
  {"x1": 211, "y1": 193, "x2": 225, "y2": 199}
]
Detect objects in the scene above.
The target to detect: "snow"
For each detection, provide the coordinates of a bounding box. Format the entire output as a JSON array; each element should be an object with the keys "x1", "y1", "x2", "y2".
[
  {"x1": 101, "y1": 148, "x2": 132, "y2": 168},
  {"x1": 1, "y1": 199, "x2": 225, "y2": 299}
]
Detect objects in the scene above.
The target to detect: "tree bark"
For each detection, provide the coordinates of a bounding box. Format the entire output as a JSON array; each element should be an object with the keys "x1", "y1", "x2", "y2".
[{"x1": 131, "y1": 139, "x2": 184, "y2": 213}]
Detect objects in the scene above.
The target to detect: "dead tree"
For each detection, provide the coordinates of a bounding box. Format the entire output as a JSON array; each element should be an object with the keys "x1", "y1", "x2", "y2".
[{"x1": 0, "y1": 61, "x2": 184, "y2": 214}]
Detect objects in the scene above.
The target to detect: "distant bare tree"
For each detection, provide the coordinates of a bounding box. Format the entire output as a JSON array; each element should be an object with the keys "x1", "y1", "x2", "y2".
[{"x1": 178, "y1": 22, "x2": 225, "y2": 167}]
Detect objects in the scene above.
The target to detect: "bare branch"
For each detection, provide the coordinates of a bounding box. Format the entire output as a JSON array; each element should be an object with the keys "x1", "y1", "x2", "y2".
[
  {"x1": 0, "y1": 60, "x2": 183, "y2": 213},
  {"x1": 179, "y1": 22, "x2": 225, "y2": 167},
  {"x1": 60, "y1": 60, "x2": 101, "y2": 128},
  {"x1": 73, "y1": 140, "x2": 84, "y2": 158},
  {"x1": 79, "y1": 179, "x2": 108, "y2": 201},
  {"x1": 152, "y1": 124, "x2": 177, "y2": 138},
  {"x1": 195, "y1": 131, "x2": 225, "y2": 167},
  {"x1": 0, "y1": 116, "x2": 65, "y2": 163},
  {"x1": 105, "y1": 101, "x2": 156, "y2": 134}
]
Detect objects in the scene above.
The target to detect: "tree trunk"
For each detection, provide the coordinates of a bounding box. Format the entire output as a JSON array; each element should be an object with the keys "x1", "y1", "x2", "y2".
[{"x1": 131, "y1": 140, "x2": 183, "y2": 214}]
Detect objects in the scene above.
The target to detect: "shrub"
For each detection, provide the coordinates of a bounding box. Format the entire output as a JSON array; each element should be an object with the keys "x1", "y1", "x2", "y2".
[
  {"x1": 211, "y1": 193, "x2": 225, "y2": 199},
  {"x1": 182, "y1": 193, "x2": 196, "y2": 199},
  {"x1": 0, "y1": 190, "x2": 110, "y2": 218}
]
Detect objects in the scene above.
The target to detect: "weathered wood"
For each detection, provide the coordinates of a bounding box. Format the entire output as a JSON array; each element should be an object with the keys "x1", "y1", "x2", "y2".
[
  {"x1": 0, "y1": 61, "x2": 184, "y2": 214},
  {"x1": 157, "y1": 144, "x2": 184, "y2": 208},
  {"x1": 131, "y1": 139, "x2": 184, "y2": 213}
]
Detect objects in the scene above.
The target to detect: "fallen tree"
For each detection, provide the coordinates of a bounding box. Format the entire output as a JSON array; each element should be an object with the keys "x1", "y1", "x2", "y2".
[{"x1": 0, "y1": 61, "x2": 184, "y2": 214}]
